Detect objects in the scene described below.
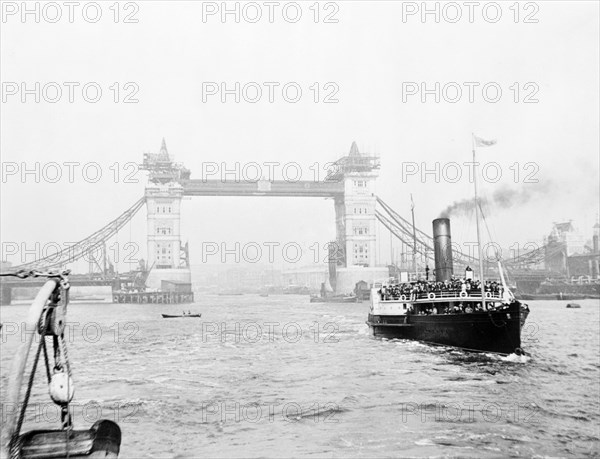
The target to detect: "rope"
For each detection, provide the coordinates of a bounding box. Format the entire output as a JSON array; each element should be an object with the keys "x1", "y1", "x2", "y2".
[
  {"x1": 59, "y1": 335, "x2": 72, "y2": 378},
  {"x1": 9, "y1": 308, "x2": 49, "y2": 457},
  {"x1": 8, "y1": 280, "x2": 75, "y2": 458},
  {"x1": 41, "y1": 336, "x2": 52, "y2": 383}
]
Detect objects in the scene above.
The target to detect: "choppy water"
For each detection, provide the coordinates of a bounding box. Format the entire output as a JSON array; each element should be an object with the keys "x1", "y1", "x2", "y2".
[{"x1": 1, "y1": 296, "x2": 599, "y2": 458}]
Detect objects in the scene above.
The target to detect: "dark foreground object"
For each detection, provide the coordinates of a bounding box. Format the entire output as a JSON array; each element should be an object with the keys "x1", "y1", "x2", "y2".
[
  {"x1": 12, "y1": 420, "x2": 121, "y2": 458},
  {"x1": 566, "y1": 303, "x2": 581, "y2": 308}
]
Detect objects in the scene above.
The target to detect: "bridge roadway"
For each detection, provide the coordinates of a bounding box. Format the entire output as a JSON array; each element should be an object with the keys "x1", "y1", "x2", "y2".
[
  {"x1": 0, "y1": 276, "x2": 115, "y2": 289},
  {"x1": 1, "y1": 275, "x2": 116, "y2": 305},
  {"x1": 181, "y1": 179, "x2": 345, "y2": 198}
]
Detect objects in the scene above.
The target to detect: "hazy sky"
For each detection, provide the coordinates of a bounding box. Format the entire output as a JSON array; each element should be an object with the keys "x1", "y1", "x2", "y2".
[{"x1": 1, "y1": 1, "x2": 598, "y2": 271}]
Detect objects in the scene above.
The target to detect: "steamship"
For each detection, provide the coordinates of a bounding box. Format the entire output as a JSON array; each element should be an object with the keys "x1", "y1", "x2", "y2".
[{"x1": 366, "y1": 218, "x2": 530, "y2": 355}]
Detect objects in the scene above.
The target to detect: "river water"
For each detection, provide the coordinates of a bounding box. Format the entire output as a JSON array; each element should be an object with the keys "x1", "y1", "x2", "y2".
[{"x1": 1, "y1": 296, "x2": 599, "y2": 458}]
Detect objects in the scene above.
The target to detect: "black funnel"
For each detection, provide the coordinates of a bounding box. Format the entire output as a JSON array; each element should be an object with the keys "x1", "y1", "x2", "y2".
[{"x1": 433, "y1": 218, "x2": 453, "y2": 282}]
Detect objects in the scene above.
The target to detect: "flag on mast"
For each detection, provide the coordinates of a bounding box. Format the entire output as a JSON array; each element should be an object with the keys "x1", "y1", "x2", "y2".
[{"x1": 474, "y1": 135, "x2": 497, "y2": 147}]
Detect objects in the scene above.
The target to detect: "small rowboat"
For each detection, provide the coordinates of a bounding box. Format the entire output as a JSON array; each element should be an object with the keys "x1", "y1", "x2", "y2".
[
  {"x1": 161, "y1": 313, "x2": 202, "y2": 318},
  {"x1": 566, "y1": 303, "x2": 581, "y2": 309}
]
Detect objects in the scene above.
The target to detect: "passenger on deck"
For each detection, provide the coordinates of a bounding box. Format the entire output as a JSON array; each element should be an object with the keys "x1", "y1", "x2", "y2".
[
  {"x1": 378, "y1": 273, "x2": 507, "y2": 308},
  {"x1": 465, "y1": 266, "x2": 473, "y2": 280}
]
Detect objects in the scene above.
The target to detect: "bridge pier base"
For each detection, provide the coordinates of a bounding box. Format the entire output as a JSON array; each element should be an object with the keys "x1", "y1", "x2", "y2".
[
  {"x1": 0, "y1": 284, "x2": 12, "y2": 306},
  {"x1": 146, "y1": 268, "x2": 192, "y2": 291}
]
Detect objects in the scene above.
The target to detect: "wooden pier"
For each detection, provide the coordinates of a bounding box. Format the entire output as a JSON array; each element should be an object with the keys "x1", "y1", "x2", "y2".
[{"x1": 112, "y1": 291, "x2": 194, "y2": 304}]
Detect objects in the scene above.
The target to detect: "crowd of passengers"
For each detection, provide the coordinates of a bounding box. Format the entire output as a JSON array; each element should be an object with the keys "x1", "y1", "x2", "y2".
[
  {"x1": 378, "y1": 266, "x2": 504, "y2": 302},
  {"x1": 406, "y1": 303, "x2": 487, "y2": 315}
]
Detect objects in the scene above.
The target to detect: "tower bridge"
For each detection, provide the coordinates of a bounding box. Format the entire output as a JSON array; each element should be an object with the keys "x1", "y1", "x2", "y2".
[
  {"x1": 141, "y1": 139, "x2": 385, "y2": 292},
  {"x1": 1, "y1": 139, "x2": 557, "y2": 304}
]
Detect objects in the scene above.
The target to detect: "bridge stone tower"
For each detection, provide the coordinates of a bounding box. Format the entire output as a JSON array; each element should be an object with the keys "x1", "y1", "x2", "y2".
[
  {"x1": 340, "y1": 142, "x2": 379, "y2": 267},
  {"x1": 329, "y1": 142, "x2": 387, "y2": 292},
  {"x1": 141, "y1": 140, "x2": 192, "y2": 290}
]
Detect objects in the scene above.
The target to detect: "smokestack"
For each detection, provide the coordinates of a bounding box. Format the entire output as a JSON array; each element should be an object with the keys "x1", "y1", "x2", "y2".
[
  {"x1": 433, "y1": 218, "x2": 453, "y2": 282},
  {"x1": 593, "y1": 223, "x2": 599, "y2": 253}
]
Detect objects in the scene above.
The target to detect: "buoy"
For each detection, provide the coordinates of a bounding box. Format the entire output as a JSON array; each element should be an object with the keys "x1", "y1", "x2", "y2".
[
  {"x1": 460, "y1": 291, "x2": 467, "y2": 298},
  {"x1": 49, "y1": 372, "x2": 74, "y2": 404},
  {"x1": 428, "y1": 293, "x2": 436, "y2": 300},
  {"x1": 400, "y1": 295, "x2": 407, "y2": 301},
  {"x1": 485, "y1": 292, "x2": 492, "y2": 299}
]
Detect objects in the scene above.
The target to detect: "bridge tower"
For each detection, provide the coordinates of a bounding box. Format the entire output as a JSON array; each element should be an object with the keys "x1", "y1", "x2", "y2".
[
  {"x1": 140, "y1": 139, "x2": 192, "y2": 290},
  {"x1": 329, "y1": 142, "x2": 387, "y2": 292}
]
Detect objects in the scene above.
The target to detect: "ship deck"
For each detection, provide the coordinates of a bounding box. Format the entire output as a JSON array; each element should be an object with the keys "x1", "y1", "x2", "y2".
[{"x1": 377, "y1": 291, "x2": 504, "y2": 304}]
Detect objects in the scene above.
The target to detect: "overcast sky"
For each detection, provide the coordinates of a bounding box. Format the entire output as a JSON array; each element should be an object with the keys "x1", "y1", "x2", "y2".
[{"x1": 1, "y1": 1, "x2": 598, "y2": 270}]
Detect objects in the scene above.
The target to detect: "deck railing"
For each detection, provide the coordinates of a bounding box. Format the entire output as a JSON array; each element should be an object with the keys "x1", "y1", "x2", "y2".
[{"x1": 379, "y1": 290, "x2": 503, "y2": 302}]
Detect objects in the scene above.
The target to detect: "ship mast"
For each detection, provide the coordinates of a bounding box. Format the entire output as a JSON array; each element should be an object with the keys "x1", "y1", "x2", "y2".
[
  {"x1": 410, "y1": 194, "x2": 417, "y2": 279},
  {"x1": 472, "y1": 134, "x2": 486, "y2": 308}
]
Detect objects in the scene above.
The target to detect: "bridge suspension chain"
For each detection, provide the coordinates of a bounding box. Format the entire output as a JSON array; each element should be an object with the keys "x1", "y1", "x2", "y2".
[
  {"x1": 375, "y1": 211, "x2": 432, "y2": 256},
  {"x1": 376, "y1": 196, "x2": 549, "y2": 268},
  {"x1": 376, "y1": 198, "x2": 480, "y2": 265},
  {"x1": 5, "y1": 197, "x2": 146, "y2": 273}
]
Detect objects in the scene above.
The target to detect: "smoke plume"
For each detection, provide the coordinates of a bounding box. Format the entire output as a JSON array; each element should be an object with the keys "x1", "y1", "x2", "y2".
[{"x1": 439, "y1": 182, "x2": 552, "y2": 218}]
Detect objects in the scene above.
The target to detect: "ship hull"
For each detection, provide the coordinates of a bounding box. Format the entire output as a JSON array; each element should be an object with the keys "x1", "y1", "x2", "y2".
[
  {"x1": 367, "y1": 302, "x2": 527, "y2": 355},
  {"x1": 310, "y1": 296, "x2": 359, "y2": 303}
]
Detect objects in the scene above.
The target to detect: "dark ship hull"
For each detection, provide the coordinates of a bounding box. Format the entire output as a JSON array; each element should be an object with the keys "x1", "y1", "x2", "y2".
[{"x1": 367, "y1": 301, "x2": 528, "y2": 355}]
